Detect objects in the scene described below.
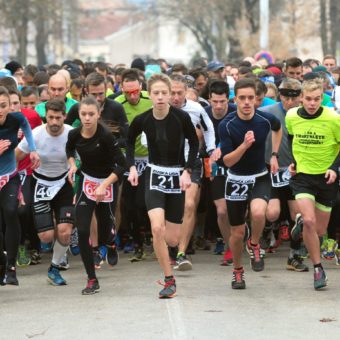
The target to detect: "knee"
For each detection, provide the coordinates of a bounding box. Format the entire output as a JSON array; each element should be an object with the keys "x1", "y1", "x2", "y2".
[
  {"x1": 184, "y1": 197, "x2": 196, "y2": 213},
  {"x1": 216, "y1": 206, "x2": 227, "y2": 219},
  {"x1": 39, "y1": 230, "x2": 54, "y2": 243},
  {"x1": 251, "y1": 207, "x2": 266, "y2": 222},
  {"x1": 57, "y1": 225, "x2": 72, "y2": 245},
  {"x1": 266, "y1": 207, "x2": 280, "y2": 223},
  {"x1": 231, "y1": 227, "x2": 245, "y2": 241},
  {"x1": 303, "y1": 215, "x2": 316, "y2": 230},
  {"x1": 152, "y1": 224, "x2": 165, "y2": 240}
]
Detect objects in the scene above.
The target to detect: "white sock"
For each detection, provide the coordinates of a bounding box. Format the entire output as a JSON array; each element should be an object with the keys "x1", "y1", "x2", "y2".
[{"x1": 51, "y1": 240, "x2": 69, "y2": 266}]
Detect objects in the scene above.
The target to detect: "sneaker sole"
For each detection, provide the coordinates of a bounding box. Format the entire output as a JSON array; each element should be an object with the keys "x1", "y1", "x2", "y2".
[
  {"x1": 286, "y1": 264, "x2": 309, "y2": 272},
  {"x1": 176, "y1": 261, "x2": 192, "y2": 271},
  {"x1": 16, "y1": 261, "x2": 31, "y2": 267},
  {"x1": 47, "y1": 278, "x2": 67, "y2": 286},
  {"x1": 82, "y1": 288, "x2": 100, "y2": 295},
  {"x1": 314, "y1": 282, "x2": 328, "y2": 290},
  {"x1": 159, "y1": 292, "x2": 176, "y2": 299},
  {"x1": 232, "y1": 284, "x2": 246, "y2": 289}
]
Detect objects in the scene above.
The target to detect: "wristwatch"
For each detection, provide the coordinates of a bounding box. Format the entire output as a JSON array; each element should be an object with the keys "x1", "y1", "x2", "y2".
[{"x1": 271, "y1": 152, "x2": 279, "y2": 159}]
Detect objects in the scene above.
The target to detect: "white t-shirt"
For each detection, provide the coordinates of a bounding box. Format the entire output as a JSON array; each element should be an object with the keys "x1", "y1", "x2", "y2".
[{"x1": 19, "y1": 124, "x2": 73, "y2": 178}]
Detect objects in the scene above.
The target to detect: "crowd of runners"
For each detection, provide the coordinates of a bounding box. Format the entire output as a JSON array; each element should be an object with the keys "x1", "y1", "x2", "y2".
[{"x1": 0, "y1": 53, "x2": 340, "y2": 297}]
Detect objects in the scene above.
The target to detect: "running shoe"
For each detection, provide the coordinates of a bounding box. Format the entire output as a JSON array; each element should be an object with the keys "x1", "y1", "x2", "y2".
[
  {"x1": 70, "y1": 228, "x2": 80, "y2": 256},
  {"x1": 47, "y1": 266, "x2": 66, "y2": 286},
  {"x1": 168, "y1": 246, "x2": 178, "y2": 265},
  {"x1": 214, "y1": 238, "x2": 225, "y2": 255},
  {"x1": 221, "y1": 248, "x2": 233, "y2": 266},
  {"x1": 314, "y1": 267, "x2": 328, "y2": 290},
  {"x1": 231, "y1": 268, "x2": 246, "y2": 289},
  {"x1": 297, "y1": 244, "x2": 309, "y2": 259},
  {"x1": 335, "y1": 249, "x2": 340, "y2": 266},
  {"x1": 123, "y1": 237, "x2": 134, "y2": 253},
  {"x1": 195, "y1": 236, "x2": 211, "y2": 250},
  {"x1": 58, "y1": 254, "x2": 70, "y2": 270},
  {"x1": 279, "y1": 220, "x2": 290, "y2": 241},
  {"x1": 291, "y1": 214, "x2": 303, "y2": 241},
  {"x1": 286, "y1": 255, "x2": 309, "y2": 272},
  {"x1": 321, "y1": 238, "x2": 337, "y2": 260},
  {"x1": 158, "y1": 277, "x2": 176, "y2": 298},
  {"x1": 5, "y1": 266, "x2": 19, "y2": 286},
  {"x1": 246, "y1": 239, "x2": 264, "y2": 272},
  {"x1": 40, "y1": 242, "x2": 53, "y2": 253},
  {"x1": 82, "y1": 278, "x2": 100, "y2": 295},
  {"x1": 30, "y1": 250, "x2": 42, "y2": 265},
  {"x1": 130, "y1": 248, "x2": 146, "y2": 262},
  {"x1": 174, "y1": 253, "x2": 192, "y2": 271},
  {"x1": 143, "y1": 239, "x2": 154, "y2": 257},
  {"x1": 16, "y1": 244, "x2": 31, "y2": 267},
  {"x1": 93, "y1": 250, "x2": 103, "y2": 269},
  {"x1": 0, "y1": 252, "x2": 7, "y2": 286},
  {"x1": 99, "y1": 245, "x2": 107, "y2": 259},
  {"x1": 106, "y1": 244, "x2": 119, "y2": 266}
]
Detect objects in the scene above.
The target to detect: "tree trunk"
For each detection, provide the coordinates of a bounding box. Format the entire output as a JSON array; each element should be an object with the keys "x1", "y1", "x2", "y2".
[
  {"x1": 320, "y1": 0, "x2": 329, "y2": 55},
  {"x1": 35, "y1": 15, "x2": 48, "y2": 65}
]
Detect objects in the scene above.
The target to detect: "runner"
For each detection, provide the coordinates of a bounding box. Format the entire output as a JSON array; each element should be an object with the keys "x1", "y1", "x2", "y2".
[
  {"x1": 219, "y1": 78, "x2": 282, "y2": 289},
  {"x1": 66, "y1": 96, "x2": 126, "y2": 295},
  {"x1": 286, "y1": 79, "x2": 340, "y2": 290},
  {"x1": 16, "y1": 98, "x2": 74, "y2": 286},
  {"x1": 126, "y1": 73, "x2": 199, "y2": 298},
  {"x1": 0, "y1": 86, "x2": 39, "y2": 285}
]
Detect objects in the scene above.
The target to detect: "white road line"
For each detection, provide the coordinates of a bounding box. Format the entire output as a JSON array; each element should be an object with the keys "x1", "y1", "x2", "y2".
[{"x1": 166, "y1": 298, "x2": 188, "y2": 340}]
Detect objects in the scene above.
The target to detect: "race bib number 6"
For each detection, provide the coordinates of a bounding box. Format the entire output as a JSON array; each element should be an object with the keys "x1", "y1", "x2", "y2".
[
  {"x1": 225, "y1": 173, "x2": 255, "y2": 201},
  {"x1": 83, "y1": 174, "x2": 113, "y2": 202},
  {"x1": 150, "y1": 165, "x2": 181, "y2": 194}
]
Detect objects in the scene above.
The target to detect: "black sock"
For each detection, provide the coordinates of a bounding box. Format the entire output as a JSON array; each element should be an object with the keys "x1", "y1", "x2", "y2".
[
  {"x1": 165, "y1": 275, "x2": 174, "y2": 281},
  {"x1": 314, "y1": 263, "x2": 323, "y2": 270}
]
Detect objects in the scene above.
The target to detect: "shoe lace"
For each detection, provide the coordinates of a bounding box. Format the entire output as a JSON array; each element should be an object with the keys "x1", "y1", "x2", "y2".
[
  {"x1": 87, "y1": 279, "x2": 97, "y2": 288},
  {"x1": 157, "y1": 278, "x2": 175, "y2": 288},
  {"x1": 233, "y1": 269, "x2": 244, "y2": 282}
]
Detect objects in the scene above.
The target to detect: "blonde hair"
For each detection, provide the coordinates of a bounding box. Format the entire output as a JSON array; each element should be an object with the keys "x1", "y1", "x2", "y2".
[
  {"x1": 302, "y1": 79, "x2": 323, "y2": 93},
  {"x1": 147, "y1": 73, "x2": 171, "y2": 93}
]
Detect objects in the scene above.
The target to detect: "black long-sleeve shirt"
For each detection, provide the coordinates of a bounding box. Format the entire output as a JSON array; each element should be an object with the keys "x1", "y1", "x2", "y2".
[
  {"x1": 126, "y1": 106, "x2": 199, "y2": 170},
  {"x1": 66, "y1": 123, "x2": 126, "y2": 179}
]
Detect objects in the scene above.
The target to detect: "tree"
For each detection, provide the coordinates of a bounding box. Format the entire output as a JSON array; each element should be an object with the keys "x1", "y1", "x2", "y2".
[{"x1": 153, "y1": 0, "x2": 260, "y2": 61}]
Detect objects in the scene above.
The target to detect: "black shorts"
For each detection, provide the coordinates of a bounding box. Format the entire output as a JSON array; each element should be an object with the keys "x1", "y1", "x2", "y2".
[
  {"x1": 226, "y1": 173, "x2": 271, "y2": 226},
  {"x1": 210, "y1": 175, "x2": 226, "y2": 201},
  {"x1": 32, "y1": 176, "x2": 74, "y2": 233},
  {"x1": 144, "y1": 166, "x2": 184, "y2": 224},
  {"x1": 270, "y1": 185, "x2": 294, "y2": 201},
  {"x1": 290, "y1": 173, "x2": 338, "y2": 208},
  {"x1": 191, "y1": 158, "x2": 203, "y2": 185}
]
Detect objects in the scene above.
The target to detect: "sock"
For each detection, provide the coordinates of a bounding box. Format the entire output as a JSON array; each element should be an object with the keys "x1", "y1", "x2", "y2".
[
  {"x1": 250, "y1": 241, "x2": 258, "y2": 247},
  {"x1": 51, "y1": 240, "x2": 69, "y2": 266},
  {"x1": 314, "y1": 263, "x2": 323, "y2": 270},
  {"x1": 234, "y1": 267, "x2": 243, "y2": 271},
  {"x1": 165, "y1": 275, "x2": 174, "y2": 281}
]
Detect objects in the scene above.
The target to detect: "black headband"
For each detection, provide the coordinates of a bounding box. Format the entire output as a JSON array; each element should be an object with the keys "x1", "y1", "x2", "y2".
[{"x1": 279, "y1": 88, "x2": 301, "y2": 97}]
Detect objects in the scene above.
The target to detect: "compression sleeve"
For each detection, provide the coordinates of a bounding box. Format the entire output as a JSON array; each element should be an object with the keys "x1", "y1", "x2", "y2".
[
  {"x1": 13, "y1": 112, "x2": 36, "y2": 152},
  {"x1": 329, "y1": 151, "x2": 340, "y2": 172},
  {"x1": 126, "y1": 114, "x2": 144, "y2": 168}
]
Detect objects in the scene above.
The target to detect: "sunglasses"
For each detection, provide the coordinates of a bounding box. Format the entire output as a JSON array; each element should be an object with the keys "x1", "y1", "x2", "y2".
[{"x1": 123, "y1": 89, "x2": 140, "y2": 96}]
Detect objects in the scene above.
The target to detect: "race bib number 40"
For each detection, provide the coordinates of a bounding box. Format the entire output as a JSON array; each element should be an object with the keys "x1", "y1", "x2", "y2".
[
  {"x1": 150, "y1": 165, "x2": 181, "y2": 194},
  {"x1": 271, "y1": 168, "x2": 291, "y2": 188},
  {"x1": 225, "y1": 173, "x2": 255, "y2": 201},
  {"x1": 34, "y1": 177, "x2": 65, "y2": 202},
  {"x1": 83, "y1": 174, "x2": 113, "y2": 203}
]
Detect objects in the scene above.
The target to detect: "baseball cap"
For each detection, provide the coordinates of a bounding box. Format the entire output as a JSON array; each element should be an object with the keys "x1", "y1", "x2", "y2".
[{"x1": 207, "y1": 61, "x2": 224, "y2": 72}]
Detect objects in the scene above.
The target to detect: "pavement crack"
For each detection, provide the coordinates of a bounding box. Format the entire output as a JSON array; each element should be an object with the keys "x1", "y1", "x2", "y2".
[{"x1": 26, "y1": 327, "x2": 49, "y2": 338}]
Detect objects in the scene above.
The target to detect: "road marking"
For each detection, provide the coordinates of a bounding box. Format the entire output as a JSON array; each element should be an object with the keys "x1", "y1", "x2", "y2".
[{"x1": 166, "y1": 298, "x2": 188, "y2": 340}]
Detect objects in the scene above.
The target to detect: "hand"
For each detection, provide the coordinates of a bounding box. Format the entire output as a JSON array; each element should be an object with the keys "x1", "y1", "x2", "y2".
[
  {"x1": 30, "y1": 151, "x2": 40, "y2": 170},
  {"x1": 128, "y1": 166, "x2": 139, "y2": 186},
  {"x1": 17, "y1": 129, "x2": 23, "y2": 139},
  {"x1": 210, "y1": 148, "x2": 221, "y2": 163},
  {"x1": 270, "y1": 156, "x2": 279, "y2": 174},
  {"x1": 288, "y1": 163, "x2": 296, "y2": 177},
  {"x1": 94, "y1": 183, "x2": 106, "y2": 202},
  {"x1": 18, "y1": 189, "x2": 26, "y2": 207},
  {"x1": 243, "y1": 131, "x2": 255, "y2": 149},
  {"x1": 180, "y1": 170, "x2": 192, "y2": 191},
  {"x1": 0, "y1": 139, "x2": 11, "y2": 155},
  {"x1": 68, "y1": 165, "x2": 78, "y2": 185},
  {"x1": 325, "y1": 169, "x2": 337, "y2": 184}
]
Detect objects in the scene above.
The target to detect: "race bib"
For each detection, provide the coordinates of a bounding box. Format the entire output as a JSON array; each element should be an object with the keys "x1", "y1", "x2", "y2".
[
  {"x1": 18, "y1": 170, "x2": 27, "y2": 186},
  {"x1": 149, "y1": 164, "x2": 182, "y2": 194},
  {"x1": 124, "y1": 157, "x2": 148, "y2": 177},
  {"x1": 225, "y1": 173, "x2": 255, "y2": 201},
  {"x1": 0, "y1": 175, "x2": 9, "y2": 191},
  {"x1": 34, "y1": 177, "x2": 66, "y2": 202},
  {"x1": 271, "y1": 167, "x2": 291, "y2": 188},
  {"x1": 82, "y1": 173, "x2": 113, "y2": 203}
]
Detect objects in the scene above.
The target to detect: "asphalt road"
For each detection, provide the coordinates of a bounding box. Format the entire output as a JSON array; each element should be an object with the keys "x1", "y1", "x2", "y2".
[{"x1": 1, "y1": 243, "x2": 340, "y2": 340}]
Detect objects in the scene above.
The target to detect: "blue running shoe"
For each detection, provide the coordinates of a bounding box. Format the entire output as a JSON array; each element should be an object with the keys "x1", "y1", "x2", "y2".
[
  {"x1": 99, "y1": 245, "x2": 107, "y2": 259},
  {"x1": 40, "y1": 242, "x2": 53, "y2": 253},
  {"x1": 47, "y1": 266, "x2": 67, "y2": 286},
  {"x1": 70, "y1": 228, "x2": 80, "y2": 256},
  {"x1": 314, "y1": 267, "x2": 327, "y2": 290},
  {"x1": 214, "y1": 238, "x2": 225, "y2": 255},
  {"x1": 123, "y1": 237, "x2": 134, "y2": 253}
]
